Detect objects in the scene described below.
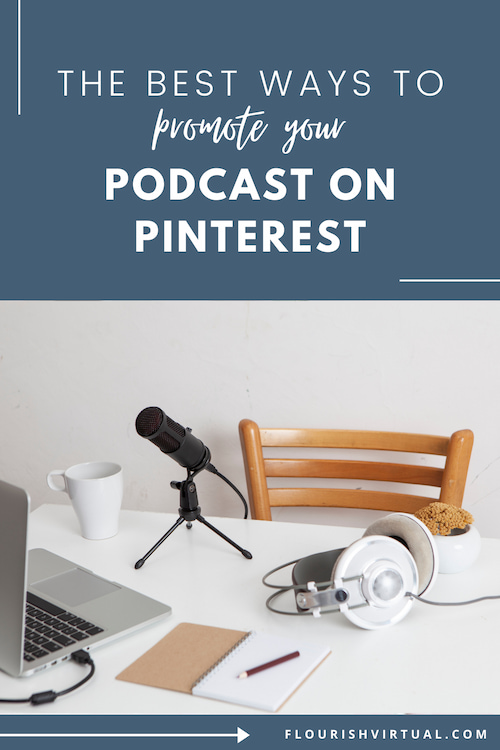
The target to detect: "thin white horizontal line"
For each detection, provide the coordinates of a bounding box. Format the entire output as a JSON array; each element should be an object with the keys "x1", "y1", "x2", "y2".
[{"x1": 399, "y1": 279, "x2": 500, "y2": 283}]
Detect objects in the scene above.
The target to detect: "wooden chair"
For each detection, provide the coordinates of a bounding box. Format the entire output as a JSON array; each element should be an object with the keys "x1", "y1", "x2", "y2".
[{"x1": 238, "y1": 419, "x2": 474, "y2": 521}]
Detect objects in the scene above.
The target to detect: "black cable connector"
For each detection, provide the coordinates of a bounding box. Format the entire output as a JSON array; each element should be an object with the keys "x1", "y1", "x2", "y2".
[
  {"x1": 71, "y1": 649, "x2": 94, "y2": 666},
  {"x1": 0, "y1": 649, "x2": 96, "y2": 705},
  {"x1": 30, "y1": 690, "x2": 58, "y2": 705}
]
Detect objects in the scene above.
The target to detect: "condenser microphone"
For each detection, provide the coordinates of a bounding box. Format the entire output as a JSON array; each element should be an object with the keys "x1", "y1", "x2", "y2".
[
  {"x1": 135, "y1": 407, "x2": 211, "y2": 473},
  {"x1": 134, "y1": 406, "x2": 252, "y2": 565}
]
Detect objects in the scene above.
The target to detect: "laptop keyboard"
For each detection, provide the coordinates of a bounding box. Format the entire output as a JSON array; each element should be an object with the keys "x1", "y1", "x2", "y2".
[{"x1": 24, "y1": 591, "x2": 104, "y2": 663}]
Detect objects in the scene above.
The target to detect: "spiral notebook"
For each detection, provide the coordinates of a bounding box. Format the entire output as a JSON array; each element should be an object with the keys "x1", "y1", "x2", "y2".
[{"x1": 116, "y1": 622, "x2": 331, "y2": 712}]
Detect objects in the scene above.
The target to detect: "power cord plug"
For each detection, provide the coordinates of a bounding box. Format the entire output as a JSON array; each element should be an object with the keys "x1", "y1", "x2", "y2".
[{"x1": 71, "y1": 649, "x2": 94, "y2": 666}]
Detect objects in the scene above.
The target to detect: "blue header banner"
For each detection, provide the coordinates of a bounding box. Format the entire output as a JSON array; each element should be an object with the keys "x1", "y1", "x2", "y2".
[{"x1": 2, "y1": 1, "x2": 499, "y2": 299}]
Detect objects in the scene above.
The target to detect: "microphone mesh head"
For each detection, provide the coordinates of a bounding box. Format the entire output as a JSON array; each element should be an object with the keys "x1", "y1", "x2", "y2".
[
  {"x1": 136, "y1": 407, "x2": 164, "y2": 437},
  {"x1": 136, "y1": 407, "x2": 185, "y2": 454}
]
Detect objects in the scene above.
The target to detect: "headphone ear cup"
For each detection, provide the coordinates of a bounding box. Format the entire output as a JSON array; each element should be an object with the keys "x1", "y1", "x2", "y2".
[
  {"x1": 330, "y1": 546, "x2": 346, "y2": 583},
  {"x1": 292, "y1": 548, "x2": 345, "y2": 612},
  {"x1": 332, "y1": 536, "x2": 418, "y2": 629},
  {"x1": 363, "y1": 513, "x2": 437, "y2": 596},
  {"x1": 292, "y1": 548, "x2": 345, "y2": 589}
]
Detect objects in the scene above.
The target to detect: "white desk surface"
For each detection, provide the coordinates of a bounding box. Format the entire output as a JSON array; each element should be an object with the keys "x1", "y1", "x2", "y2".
[{"x1": 1, "y1": 504, "x2": 499, "y2": 715}]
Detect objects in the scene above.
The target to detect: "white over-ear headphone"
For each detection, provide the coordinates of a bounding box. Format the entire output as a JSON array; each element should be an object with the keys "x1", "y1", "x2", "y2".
[{"x1": 264, "y1": 513, "x2": 438, "y2": 630}]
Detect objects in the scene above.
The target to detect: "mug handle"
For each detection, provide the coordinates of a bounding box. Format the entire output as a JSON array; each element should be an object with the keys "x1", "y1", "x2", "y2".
[{"x1": 47, "y1": 470, "x2": 67, "y2": 492}]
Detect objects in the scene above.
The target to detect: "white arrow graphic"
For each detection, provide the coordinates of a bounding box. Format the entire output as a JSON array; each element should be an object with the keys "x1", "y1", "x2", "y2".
[{"x1": 0, "y1": 728, "x2": 250, "y2": 744}]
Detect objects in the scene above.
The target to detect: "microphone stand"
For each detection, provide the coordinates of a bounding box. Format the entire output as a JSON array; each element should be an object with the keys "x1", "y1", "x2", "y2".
[{"x1": 134, "y1": 462, "x2": 252, "y2": 569}]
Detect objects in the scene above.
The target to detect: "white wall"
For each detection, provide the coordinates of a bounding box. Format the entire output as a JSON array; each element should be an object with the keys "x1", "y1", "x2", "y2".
[{"x1": 1, "y1": 300, "x2": 500, "y2": 535}]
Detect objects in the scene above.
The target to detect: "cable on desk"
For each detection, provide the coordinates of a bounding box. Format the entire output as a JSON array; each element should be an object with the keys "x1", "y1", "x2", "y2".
[
  {"x1": 0, "y1": 650, "x2": 95, "y2": 705},
  {"x1": 263, "y1": 558, "x2": 500, "y2": 616},
  {"x1": 407, "y1": 592, "x2": 500, "y2": 607}
]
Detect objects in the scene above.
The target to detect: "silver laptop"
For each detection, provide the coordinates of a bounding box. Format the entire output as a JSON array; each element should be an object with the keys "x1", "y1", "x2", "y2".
[{"x1": 0, "y1": 479, "x2": 171, "y2": 677}]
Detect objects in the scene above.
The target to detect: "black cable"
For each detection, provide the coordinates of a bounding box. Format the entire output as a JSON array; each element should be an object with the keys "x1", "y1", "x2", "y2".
[
  {"x1": 0, "y1": 650, "x2": 95, "y2": 705},
  {"x1": 206, "y1": 464, "x2": 249, "y2": 519}
]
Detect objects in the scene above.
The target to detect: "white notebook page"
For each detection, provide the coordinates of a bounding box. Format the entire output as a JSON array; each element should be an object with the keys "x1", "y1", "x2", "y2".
[{"x1": 192, "y1": 631, "x2": 330, "y2": 712}]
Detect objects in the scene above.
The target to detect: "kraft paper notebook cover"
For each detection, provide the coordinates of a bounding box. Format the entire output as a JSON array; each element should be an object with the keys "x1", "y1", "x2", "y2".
[{"x1": 116, "y1": 622, "x2": 331, "y2": 712}]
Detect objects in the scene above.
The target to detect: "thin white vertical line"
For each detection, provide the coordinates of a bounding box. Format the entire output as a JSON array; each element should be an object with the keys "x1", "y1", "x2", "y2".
[{"x1": 17, "y1": 0, "x2": 22, "y2": 115}]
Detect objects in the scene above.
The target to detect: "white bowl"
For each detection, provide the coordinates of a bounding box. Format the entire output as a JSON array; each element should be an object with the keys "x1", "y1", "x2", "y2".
[{"x1": 434, "y1": 525, "x2": 481, "y2": 574}]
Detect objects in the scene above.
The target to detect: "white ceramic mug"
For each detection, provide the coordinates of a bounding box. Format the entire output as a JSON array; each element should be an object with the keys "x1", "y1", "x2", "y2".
[{"x1": 47, "y1": 461, "x2": 123, "y2": 540}]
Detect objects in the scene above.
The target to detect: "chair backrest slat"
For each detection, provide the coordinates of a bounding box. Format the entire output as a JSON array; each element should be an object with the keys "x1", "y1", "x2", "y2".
[
  {"x1": 263, "y1": 458, "x2": 444, "y2": 487},
  {"x1": 260, "y1": 428, "x2": 450, "y2": 455},
  {"x1": 268, "y1": 487, "x2": 434, "y2": 514}
]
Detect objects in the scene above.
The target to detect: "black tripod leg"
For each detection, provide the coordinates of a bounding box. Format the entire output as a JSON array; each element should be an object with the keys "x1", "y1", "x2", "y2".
[
  {"x1": 196, "y1": 515, "x2": 252, "y2": 559},
  {"x1": 135, "y1": 516, "x2": 186, "y2": 568}
]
